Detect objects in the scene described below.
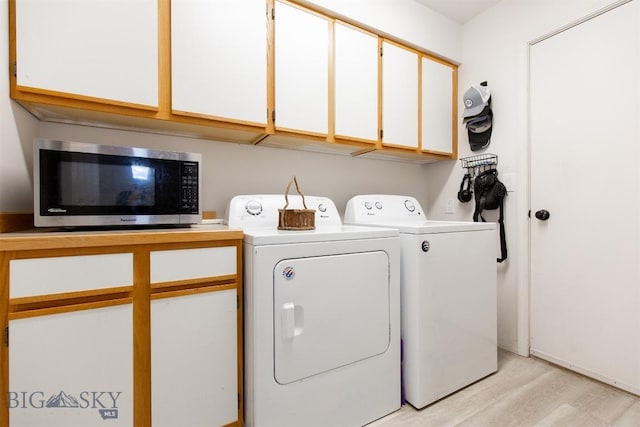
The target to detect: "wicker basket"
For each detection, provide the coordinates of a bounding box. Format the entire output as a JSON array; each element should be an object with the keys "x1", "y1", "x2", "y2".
[{"x1": 278, "y1": 176, "x2": 316, "y2": 230}]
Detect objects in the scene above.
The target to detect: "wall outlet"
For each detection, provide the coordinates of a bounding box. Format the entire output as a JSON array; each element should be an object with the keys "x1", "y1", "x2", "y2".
[{"x1": 445, "y1": 198, "x2": 455, "y2": 214}]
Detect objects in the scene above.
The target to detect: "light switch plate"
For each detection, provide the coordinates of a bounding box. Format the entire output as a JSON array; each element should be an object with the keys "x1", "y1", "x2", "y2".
[
  {"x1": 445, "y1": 198, "x2": 455, "y2": 214},
  {"x1": 502, "y1": 173, "x2": 516, "y2": 192}
]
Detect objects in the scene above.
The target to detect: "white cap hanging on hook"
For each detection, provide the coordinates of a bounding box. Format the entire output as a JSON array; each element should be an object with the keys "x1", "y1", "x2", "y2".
[{"x1": 462, "y1": 84, "x2": 491, "y2": 119}]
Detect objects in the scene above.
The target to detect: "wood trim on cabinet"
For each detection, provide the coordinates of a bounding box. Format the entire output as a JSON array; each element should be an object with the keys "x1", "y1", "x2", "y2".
[
  {"x1": 133, "y1": 249, "x2": 151, "y2": 427},
  {"x1": 451, "y1": 65, "x2": 459, "y2": 159},
  {"x1": 13, "y1": 86, "x2": 159, "y2": 112},
  {"x1": 418, "y1": 53, "x2": 423, "y2": 152},
  {"x1": 266, "y1": 0, "x2": 276, "y2": 134},
  {"x1": 235, "y1": 241, "x2": 244, "y2": 427},
  {"x1": 0, "y1": 252, "x2": 9, "y2": 427},
  {"x1": 0, "y1": 213, "x2": 34, "y2": 233},
  {"x1": 377, "y1": 37, "x2": 384, "y2": 149},
  {"x1": 8, "y1": 297, "x2": 133, "y2": 320},
  {"x1": 8, "y1": 286, "x2": 133, "y2": 315},
  {"x1": 0, "y1": 228, "x2": 244, "y2": 252},
  {"x1": 202, "y1": 211, "x2": 217, "y2": 220},
  {"x1": 8, "y1": 0, "x2": 16, "y2": 100},
  {"x1": 8, "y1": 245, "x2": 138, "y2": 261},
  {"x1": 158, "y1": 0, "x2": 171, "y2": 115},
  {"x1": 327, "y1": 17, "x2": 336, "y2": 143},
  {"x1": 150, "y1": 275, "x2": 236, "y2": 294},
  {"x1": 150, "y1": 283, "x2": 237, "y2": 301}
]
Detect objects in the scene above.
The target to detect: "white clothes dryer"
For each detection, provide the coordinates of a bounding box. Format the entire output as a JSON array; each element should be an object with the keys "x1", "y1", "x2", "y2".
[
  {"x1": 344, "y1": 194, "x2": 497, "y2": 409},
  {"x1": 226, "y1": 194, "x2": 401, "y2": 427}
]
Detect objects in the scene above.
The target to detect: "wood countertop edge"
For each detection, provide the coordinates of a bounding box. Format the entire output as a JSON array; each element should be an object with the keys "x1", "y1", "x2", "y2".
[{"x1": 0, "y1": 227, "x2": 243, "y2": 251}]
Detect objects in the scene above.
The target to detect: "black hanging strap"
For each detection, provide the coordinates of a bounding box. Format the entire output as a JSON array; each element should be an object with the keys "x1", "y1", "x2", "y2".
[
  {"x1": 496, "y1": 198, "x2": 507, "y2": 263},
  {"x1": 474, "y1": 198, "x2": 507, "y2": 263}
]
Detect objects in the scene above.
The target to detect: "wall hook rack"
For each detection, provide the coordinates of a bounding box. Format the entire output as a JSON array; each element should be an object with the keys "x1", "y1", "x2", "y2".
[{"x1": 459, "y1": 153, "x2": 498, "y2": 176}]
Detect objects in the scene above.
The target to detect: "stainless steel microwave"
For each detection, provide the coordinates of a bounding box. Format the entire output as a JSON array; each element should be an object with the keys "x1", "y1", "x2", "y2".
[{"x1": 34, "y1": 139, "x2": 202, "y2": 228}]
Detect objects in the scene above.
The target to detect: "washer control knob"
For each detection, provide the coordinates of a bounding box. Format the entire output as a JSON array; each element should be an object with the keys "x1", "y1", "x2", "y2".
[
  {"x1": 245, "y1": 200, "x2": 263, "y2": 216},
  {"x1": 404, "y1": 200, "x2": 416, "y2": 212},
  {"x1": 364, "y1": 201, "x2": 372, "y2": 210},
  {"x1": 375, "y1": 202, "x2": 383, "y2": 210}
]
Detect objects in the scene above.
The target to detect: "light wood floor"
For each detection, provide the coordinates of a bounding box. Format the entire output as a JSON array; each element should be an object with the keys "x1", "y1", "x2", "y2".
[{"x1": 370, "y1": 349, "x2": 640, "y2": 427}]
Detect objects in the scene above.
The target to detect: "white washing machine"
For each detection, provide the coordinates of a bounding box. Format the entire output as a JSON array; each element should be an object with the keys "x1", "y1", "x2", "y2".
[
  {"x1": 226, "y1": 194, "x2": 401, "y2": 427},
  {"x1": 344, "y1": 194, "x2": 497, "y2": 409}
]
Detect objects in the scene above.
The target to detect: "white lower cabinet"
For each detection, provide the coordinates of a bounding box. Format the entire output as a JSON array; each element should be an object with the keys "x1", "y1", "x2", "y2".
[
  {"x1": 151, "y1": 289, "x2": 238, "y2": 427},
  {"x1": 9, "y1": 304, "x2": 134, "y2": 427},
  {"x1": 2, "y1": 232, "x2": 243, "y2": 427}
]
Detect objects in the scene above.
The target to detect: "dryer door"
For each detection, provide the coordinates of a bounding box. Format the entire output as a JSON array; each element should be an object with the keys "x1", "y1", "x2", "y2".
[{"x1": 273, "y1": 251, "x2": 390, "y2": 384}]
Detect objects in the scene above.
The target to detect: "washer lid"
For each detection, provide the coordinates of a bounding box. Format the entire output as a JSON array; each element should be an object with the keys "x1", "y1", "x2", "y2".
[
  {"x1": 344, "y1": 194, "x2": 496, "y2": 234},
  {"x1": 242, "y1": 224, "x2": 398, "y2": 245}
]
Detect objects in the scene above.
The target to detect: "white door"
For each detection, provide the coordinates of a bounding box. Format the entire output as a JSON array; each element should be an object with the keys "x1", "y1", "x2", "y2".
[
  {"x1": 529, "y1": 0, "x2": 640, "y2": 394},
  {"x1": 273, "y1": 251, "x2": 390, "y2": 384}
]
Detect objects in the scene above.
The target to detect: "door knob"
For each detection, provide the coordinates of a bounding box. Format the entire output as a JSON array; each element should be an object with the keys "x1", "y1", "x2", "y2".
[{"x1": 535, "y1": 210, "x2": 550, "y2": 221}]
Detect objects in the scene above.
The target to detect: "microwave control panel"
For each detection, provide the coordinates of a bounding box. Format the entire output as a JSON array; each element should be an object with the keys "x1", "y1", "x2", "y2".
[{"x1": 180, "y1": 162, "x2": 199, "y2": 213}]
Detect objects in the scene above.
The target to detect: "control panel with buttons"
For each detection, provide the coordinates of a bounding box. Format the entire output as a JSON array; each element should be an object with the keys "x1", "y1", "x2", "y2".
[
  {"x1": 226, "y1": 195, "x2": 342, "y2": 229},
  {"x1": 343, "y1": 194, "x2": 425, "y2": 224},
  {"x1": 180, "y1": 162, "x2": 199, "y2": 213}
]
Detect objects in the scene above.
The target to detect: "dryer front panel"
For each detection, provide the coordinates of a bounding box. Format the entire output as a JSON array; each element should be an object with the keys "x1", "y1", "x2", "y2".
[{"x1": 273, "y1": 251, "x2": 390, "y2": 384}]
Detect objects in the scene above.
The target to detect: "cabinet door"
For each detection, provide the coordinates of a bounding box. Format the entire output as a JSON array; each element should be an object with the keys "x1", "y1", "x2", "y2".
[
  {"x1": 422, "y1": 57, "x2": 454, "y2": 154},
  {"x1": 382, "y1": 41, "x2": 419, "y2": 149},
  {"x1": 14, "y1": 0, "x2": 158, "y2": 107},
  {"x1": 9, "y1": 305, "x2": 133, "y2": 426},
  {"x1": 334, "y1": 22, "x2": 379, "y2": 142},
  {"x1": 151, "y1": 290, "x2": 238, "y2": 427},
  {"x1": 275, "y1": 1, "x2": 330, "y2": 135},
  {"x1": 171, "y1": 0, "x2": 267, "y2": 125}
]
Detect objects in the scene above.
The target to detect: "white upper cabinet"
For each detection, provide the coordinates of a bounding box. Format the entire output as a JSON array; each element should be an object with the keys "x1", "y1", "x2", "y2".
[
  {"x1": 171, "y1": 0, "x2": 267, "y2": 125},
  {"x1": 334, "y1": 22, "x2": 379, "y2": 142},
  {"x1": 14, "y1": 0, "x2": 158, "y2": 107},
  {"x1": 382, "y1": 41, "x2": 419, "y2": 149},
  {"x1": 421, "y1": 57, "x2": 454, "y2": 154},
  {"x1": 275, "y1": 1, "x2": 330, "y2": 135}
]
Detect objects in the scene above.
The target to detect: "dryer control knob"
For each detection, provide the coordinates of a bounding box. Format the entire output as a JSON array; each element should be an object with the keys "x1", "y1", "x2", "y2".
[
  {"x1": 245, "y1": 200, "x2": 263, "y2": 216},
  {"x1": 404, "y1": 200, "x2": 416, "y2": 212},
  {"x1": 318, "y1": 203, "x2": 327, "y2": 213},
  {"x1": 375, "y1": 202, "x2": 383, "y2": 210},
  {"x1": 364, "y1": 202, "x2": 372, "y2": 210}
]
